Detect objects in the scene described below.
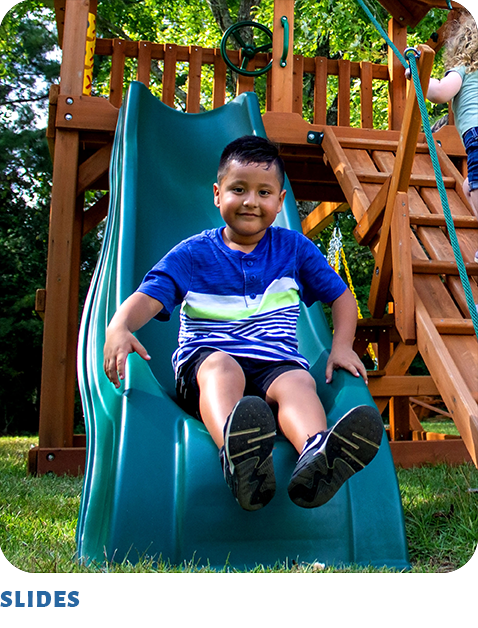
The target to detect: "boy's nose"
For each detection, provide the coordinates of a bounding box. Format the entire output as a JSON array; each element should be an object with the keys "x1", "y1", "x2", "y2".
[{"x1": 243, "y1": 192, "x2": 259, "y2": 207}]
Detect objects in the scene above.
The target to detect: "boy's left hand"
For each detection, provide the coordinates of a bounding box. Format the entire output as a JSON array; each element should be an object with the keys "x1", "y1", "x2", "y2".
[{"x1": 325, "y1": 346, "x2": 368, "y2": 385}]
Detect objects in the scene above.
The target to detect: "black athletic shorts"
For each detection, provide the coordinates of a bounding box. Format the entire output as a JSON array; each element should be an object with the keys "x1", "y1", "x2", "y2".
[{"x1": 175, "y1": 347, "x2": 306, "y2": 420}]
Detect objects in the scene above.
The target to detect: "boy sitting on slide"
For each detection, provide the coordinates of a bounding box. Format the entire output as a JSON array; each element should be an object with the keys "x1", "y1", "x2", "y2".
[{"x1": 104, "y1": 135, "x2": 383, "y2": 511}]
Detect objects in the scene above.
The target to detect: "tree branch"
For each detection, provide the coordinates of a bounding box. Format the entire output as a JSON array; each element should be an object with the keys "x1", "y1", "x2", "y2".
[
  {"x1": 204, "y1": 0, "x2": 233, "y2": 34},
  {"x1": 0, "y1": 94, "x2": 49, "y2": 107}
]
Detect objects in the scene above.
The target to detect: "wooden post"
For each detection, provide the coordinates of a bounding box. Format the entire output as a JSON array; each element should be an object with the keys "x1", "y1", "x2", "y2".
[
  {"x1": 38, "y1": 0, "x2": 91, "y2": 451},
  {"x1": 391, "y1": 191, "x2": 415, "y2": 343},
  {"x1": 388, "y1": 18, "x2": 407, "y2": 131},
  {"x1": 269, "y1": 0, "x2": 294, "y2": 112}
]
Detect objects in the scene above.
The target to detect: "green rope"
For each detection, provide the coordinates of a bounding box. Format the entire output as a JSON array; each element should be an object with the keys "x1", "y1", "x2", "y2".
[{"x1": 407, "y1": 50, "x2": 478, "y2": 337}]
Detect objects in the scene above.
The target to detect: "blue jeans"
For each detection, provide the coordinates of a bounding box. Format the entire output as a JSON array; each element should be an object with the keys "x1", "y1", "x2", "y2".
[{"x1": 463, "y1": 126, "x2": 478, "y2": 191}]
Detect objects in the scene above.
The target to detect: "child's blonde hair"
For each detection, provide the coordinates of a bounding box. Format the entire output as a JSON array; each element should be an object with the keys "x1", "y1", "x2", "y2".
[{"x1": 444, "y1": 10, "x2": 478, "y2": 73}]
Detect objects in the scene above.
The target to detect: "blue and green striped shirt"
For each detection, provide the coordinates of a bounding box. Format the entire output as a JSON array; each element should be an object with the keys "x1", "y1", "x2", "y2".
[{"x1": 137, "y1": 226, "x2": 346, "y2": 376}]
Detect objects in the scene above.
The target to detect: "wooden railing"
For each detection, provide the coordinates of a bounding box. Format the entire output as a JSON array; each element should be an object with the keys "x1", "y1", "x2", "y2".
[{"x1": 94, "y1": 37, "x2": 393, "y2": 129}]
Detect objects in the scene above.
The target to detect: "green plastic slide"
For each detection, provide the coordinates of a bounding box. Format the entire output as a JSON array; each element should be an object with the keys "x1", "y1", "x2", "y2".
[{"x1": 76, "y1": 82, "x2": 409, "y2": 570}]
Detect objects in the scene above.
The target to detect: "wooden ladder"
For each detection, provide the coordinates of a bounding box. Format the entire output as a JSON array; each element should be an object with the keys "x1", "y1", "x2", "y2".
[{"x1": 304, "y1": 44, "x2": 478, "y2": 467}]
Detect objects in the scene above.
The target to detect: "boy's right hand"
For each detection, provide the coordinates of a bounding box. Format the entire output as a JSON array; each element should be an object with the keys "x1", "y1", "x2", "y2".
[{"x1": 103, "y1": 324, "x2": 151, "y2": 388}]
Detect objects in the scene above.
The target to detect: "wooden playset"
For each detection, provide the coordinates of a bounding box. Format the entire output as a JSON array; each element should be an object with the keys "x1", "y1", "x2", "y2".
[{"x1": 29, "y1": 0, "x2": 478, "y2": 475}]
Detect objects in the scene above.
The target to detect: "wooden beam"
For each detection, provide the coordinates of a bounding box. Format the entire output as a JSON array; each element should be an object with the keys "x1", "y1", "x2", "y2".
[
  {"x1": 415, "y1": 292, "x2": 478, "y2": 466},
  {"x1": 431, "y1": 318, "x2": 476, "y2": 335},
  {"x1": 368, "y1": 376, "x2": 439, "y2": 397},
  {"x1": 35, "y1": 289, "x2": 47, "y2": 321},
  {"x1": 270, "y1": 0, "x2": 294, "y2": 112},
  {"x1": 388, "y1": 18, "x2": 407, "y2": 131},
  {"x1": 58, "y1": 0, "x2": 90, "y2": 96},
  {"x1": 187, "y1": 45, "x2": 203, "y2": 113},
  {"x1": 301, "y1": 201, "x2": 348, "y2": 239},
  {"x1": 360, "y1": 61, "x2": 373, "y2": 129},
  {"x1": 39, "y1": 130, "x2": 83, "y2": 449},
  {"x1": 373, "y1": 342, "x2": 418, "y2": 413},
  {"x1": 137, "y1": 41, "x2": 153, "y2": 87},
  {"x1": 412, "y1": 260, "x2": 478, "y2": 276},
  {"x1": 389, "y1": 396, "x2": 411, "y2": 440},
  {"x1": 77, "y1": 143, "x2": 112, "y2": 195},
  {"x1": 409, "y1": 214, "x2": 478, "y2": 229},
  {"x1": 353, "y1": 176, "x2": 391, "y2": 245},
  {"x1": 56, "y1": 95, "x2": 119, "y2": 132},
  {"x1": 355, "y1": 172, "x2": 455, "y2": 187},
  {"x1": 321, "y1": 127, "x2": 370, "y2": 222},
  {"x1": 39, "y1": 0, "x2": 91, "y2": 452},
  {"x1": 391, "y1": 191, "x2": 415, "y2": 343},
  {"x1": 389, "y1": 439, "x2": 472, "y2": 468}
]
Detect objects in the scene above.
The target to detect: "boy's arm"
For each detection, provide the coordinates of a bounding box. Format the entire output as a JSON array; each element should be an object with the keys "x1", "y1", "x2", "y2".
[
  {"x1": 325, "y1": 288, "x2": 368, "y2": 385},
  {"x1": 104, "y1": 291, "x2": 164, "y2": 388}
]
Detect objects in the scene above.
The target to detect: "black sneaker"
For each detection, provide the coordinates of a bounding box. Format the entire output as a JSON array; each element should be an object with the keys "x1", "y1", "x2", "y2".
[
  {"x1": 220, "y1": 396, "x2": 276, "y2": 511},
  {"x1": 288, "y1": 405, "x2": 383, "y2": 509}
]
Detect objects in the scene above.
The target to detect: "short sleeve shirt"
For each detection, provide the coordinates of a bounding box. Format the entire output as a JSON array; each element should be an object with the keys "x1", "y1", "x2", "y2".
[
  {"x1": 137, "y1": 226, "x2": 347, "y2": 375},
  {"x1": 446, "y1": 66, "x2": 478, "y2": 138}
]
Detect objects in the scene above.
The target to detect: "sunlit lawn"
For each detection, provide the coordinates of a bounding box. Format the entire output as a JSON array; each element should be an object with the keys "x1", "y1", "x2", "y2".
[{"x1": 1, "y1": 434, "x2": 477, "y2": 573}]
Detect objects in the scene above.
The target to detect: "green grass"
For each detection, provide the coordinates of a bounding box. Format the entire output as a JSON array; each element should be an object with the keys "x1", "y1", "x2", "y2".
[{"x1": 1, "y1": 436, "x2": 477, "y2": 573}]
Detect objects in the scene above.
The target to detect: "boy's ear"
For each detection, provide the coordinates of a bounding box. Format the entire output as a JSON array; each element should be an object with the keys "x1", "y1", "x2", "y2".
[
  {"x1": 213, "y1": 182, "x2": 220, "y2": 207},
  {"x1": 278, "y1": 188, "x2": 286, "y2": 212}
]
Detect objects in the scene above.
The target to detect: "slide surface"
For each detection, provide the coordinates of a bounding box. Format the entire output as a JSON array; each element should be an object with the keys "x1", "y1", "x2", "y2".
[{"x1": 77, "y1": 82, "x2": 409, "y2": 570}]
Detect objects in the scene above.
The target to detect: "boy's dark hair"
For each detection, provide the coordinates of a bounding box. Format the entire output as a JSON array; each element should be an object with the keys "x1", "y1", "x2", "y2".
[{"x1": 217, "y1": 135, "x2": 285, "y2": 189}]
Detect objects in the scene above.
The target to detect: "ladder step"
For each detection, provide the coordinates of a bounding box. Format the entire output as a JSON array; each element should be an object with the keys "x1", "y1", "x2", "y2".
[
  {"x1": 335, "y1": 135, "x2": 430, "y2": 153},
  {"x1": 412, "y1": 260, "x2": 478, "y2": 275},
  {"x1": 410, "y1": 214, "x2": 478, "y2": 228},
  {"x1": 431, "y1": 318, "x2": 476, "y2": 335},
  {"x1": 355, "y1": 172, "x2": 455, "y2": 187}
]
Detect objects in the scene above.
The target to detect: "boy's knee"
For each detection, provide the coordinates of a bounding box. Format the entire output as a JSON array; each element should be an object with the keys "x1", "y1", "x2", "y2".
[
  {"x1": 268, "y1": 368, "x2": 317, "y2": 398},
  {"x1": 198, "y1": 351, "x2": 244, "y2": 379}
]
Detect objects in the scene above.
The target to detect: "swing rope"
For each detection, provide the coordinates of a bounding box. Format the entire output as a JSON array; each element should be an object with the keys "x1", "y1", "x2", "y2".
[{"x1": 354, "y1": 0, "x2": 478, "y2": 339}]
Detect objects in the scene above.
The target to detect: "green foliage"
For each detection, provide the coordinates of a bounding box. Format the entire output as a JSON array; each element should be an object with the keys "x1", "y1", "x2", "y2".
[
  {"x1": 0, "y1": 2, "x2": 103, "y2": 432},
  {"x1": 0, "y1": 2, "x2": 59, "y2": 433}
]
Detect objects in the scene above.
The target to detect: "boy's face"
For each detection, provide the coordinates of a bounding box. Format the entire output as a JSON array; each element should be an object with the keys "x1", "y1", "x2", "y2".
[{"x1": 213, "y1": 160, "x2": 286, "y2": 249}]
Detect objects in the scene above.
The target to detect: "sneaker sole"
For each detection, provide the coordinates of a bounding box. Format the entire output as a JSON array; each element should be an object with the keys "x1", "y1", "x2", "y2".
[
  {"x1": 288, "y1": 405, "x2": 383, "y2": 508},
  {"x1": 224, "y1": 396, "x2": 276, "y2": 511}
]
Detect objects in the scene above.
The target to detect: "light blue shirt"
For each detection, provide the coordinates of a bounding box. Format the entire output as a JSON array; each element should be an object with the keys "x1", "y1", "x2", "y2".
[{"x1": 446, "y1": 66, "x2": 478, "y2": 138}]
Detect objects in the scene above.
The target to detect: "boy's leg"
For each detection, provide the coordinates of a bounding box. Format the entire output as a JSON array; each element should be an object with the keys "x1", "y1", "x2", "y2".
[
  {"x1": 196, "y1": 351, "x2": 276, "y2": 511},
  {"x1": 196, "y1": 351, "x2": 246, "y2": 447},
  {"x1": 266, "y1": 368, "x2": 383, "y2": 508},
  {"x1": 265, "y1": 369, "x2": 327, "y2": 453}
]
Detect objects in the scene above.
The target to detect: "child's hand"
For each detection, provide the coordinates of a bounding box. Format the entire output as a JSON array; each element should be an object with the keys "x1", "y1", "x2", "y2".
[
  {"x1": 103, "y1": 324, "x2": 151, "y2": 388},
  {"x1": 325, "y1": 346, "x2": 368, "y2": 385}
]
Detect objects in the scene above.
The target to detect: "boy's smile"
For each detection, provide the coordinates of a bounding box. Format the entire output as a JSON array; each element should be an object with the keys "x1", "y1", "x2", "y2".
[{"x1": 213, "y1": 160, "x2": 286, "y2": 252}]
